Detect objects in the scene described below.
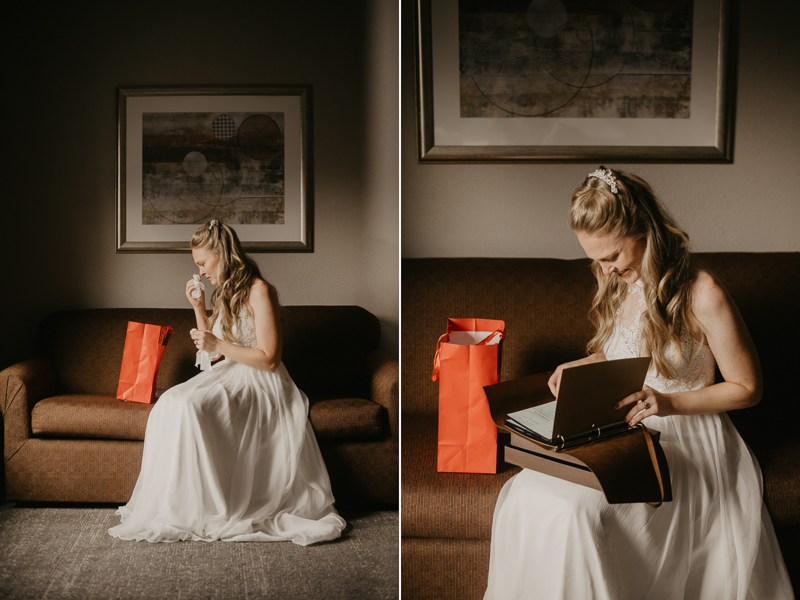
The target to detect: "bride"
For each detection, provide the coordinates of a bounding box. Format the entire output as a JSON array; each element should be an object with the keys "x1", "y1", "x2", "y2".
[
  {"x1": 483, "y1": 168, "x2": 793, "y2": 599},
  {"x1": 109, "y1": 220, "x2": 345, "y2": 545}
]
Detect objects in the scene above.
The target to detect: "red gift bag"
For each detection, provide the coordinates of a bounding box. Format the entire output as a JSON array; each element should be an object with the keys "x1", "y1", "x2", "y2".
[
  {"x1": 432, "y1": 318, "x2": 505, "y2": 473},
  {"x1": 116, "y1": 322, "x2": 174, "y2": 404}
]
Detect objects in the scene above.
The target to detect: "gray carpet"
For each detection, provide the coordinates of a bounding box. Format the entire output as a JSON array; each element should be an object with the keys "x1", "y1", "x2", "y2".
[{"x1": 0, "y1": 504, "x2": 398, "y2": 600}]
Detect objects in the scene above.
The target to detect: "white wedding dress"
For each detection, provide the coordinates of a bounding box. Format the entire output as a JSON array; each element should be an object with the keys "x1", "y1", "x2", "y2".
[
  {"x1": 484, "y1": 281, "x2": 793, "y2": 599},
  {"x1": 108, "y1": 312, "x2": 346, "y2": 545}
]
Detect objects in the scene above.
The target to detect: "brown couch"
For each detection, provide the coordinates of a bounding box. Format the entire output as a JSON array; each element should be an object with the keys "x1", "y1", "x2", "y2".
[
  {"x1": 401, "y1": 253, "x2": 799, "y2": 599},
  {"x1": 1, "y1": 305, "x2": 398, "y2": 508}
]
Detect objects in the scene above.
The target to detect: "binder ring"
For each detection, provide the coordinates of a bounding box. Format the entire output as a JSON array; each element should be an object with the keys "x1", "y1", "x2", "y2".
[
  {"x1": 591, "y1": 424, "x2": 601, "y2": 440},
  {"x1": 556, "y1": 435, "x2": 565, "y2": 450}
]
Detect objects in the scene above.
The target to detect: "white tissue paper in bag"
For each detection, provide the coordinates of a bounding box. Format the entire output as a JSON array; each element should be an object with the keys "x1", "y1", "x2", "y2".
[{"x1": 190, "y1": 328, "x2": 219, "y2": 371}]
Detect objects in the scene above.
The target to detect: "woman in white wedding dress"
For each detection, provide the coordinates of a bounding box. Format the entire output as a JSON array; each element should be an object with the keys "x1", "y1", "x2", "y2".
[
  {"x1": 484, "y1": 168, "x2": 793, "y2": 599},
  {"x1": 109, "y1": 220, "x2": 345, "y2": 545}
]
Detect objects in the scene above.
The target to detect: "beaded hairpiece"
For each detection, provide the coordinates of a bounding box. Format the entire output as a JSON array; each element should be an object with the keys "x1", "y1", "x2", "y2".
[{"x1": 587, "y1": 169, "x2": 618, "y2": 194}]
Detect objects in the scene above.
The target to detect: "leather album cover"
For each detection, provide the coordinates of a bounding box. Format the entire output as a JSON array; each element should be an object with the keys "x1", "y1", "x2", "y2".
[{"x1": 484, "y1": 370, "x2": 672, "y2": 504}]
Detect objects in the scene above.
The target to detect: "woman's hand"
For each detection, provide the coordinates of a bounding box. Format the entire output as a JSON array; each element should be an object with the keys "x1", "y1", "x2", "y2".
[
  {"x1": 548, "y1": 353, "x2": 606, "y2": 397},
  {"x1": 190, "y1": 329, "x2": 219, "y2": 354},
  {"x1": 185, "y1": 278, "x2": 205, "y2": 309},
  {"x1": 615, "y1": 385, "x2": 675, "y2": 427},
  {"x1": 548, "y1": 364, "x2": 568, "y2": 397}
]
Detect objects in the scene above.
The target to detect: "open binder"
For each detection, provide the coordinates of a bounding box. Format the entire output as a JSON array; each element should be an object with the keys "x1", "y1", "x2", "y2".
[
  {"x1": 501, "y1": 357, "x2": 651, "y2": 449},
  {"x1": 484, "y1": 362, "x2": 672, "y2": 505}
]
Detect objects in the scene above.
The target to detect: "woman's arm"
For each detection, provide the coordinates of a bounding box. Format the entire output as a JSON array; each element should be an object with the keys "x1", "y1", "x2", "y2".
[
  {"x1": 548, "y1": 352, "x2": 607, "y2": 396},
  {"x1": 191, "y1": 280, "x2": 282, "y2": 372},
  {"x1": 622, "y1": 269, "x2": 762, "y2": 426}
]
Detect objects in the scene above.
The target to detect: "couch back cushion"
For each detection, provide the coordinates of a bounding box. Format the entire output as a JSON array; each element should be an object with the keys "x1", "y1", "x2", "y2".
[
  {"x1": 38, "y1": 306, "x2": 379, "y2": 397},
  {"x1": 402, "y1": 253, "x2": 800, "y2": 421},
  {"x1": 692, "y1": 253, "x2": 800, "y2": 444}
]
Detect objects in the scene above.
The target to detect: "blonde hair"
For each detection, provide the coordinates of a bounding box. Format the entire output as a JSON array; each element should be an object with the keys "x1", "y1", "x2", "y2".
[
  {"x1": 569, "y1": 167, "x2": 695, "y2": 379},
  {"x1": 190, "y1": 221, "x2": 275, "y2": 343}
]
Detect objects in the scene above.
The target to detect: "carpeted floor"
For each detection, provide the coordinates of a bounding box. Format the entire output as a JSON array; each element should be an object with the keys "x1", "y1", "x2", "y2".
[{"x1": 0, "y1": 504, "x2": 398, "y2": 600}]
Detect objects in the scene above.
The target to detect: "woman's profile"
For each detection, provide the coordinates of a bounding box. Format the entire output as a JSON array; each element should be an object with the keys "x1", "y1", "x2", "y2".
[
  {"x1": 483, "y1": 168, "x2": 793, "y2": 599},
  {"x1": 109, "y1": 220, "x2": 345, "y2": 545}
]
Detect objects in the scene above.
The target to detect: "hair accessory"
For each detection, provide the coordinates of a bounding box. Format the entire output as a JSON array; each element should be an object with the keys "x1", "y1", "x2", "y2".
[
  {"x1": 209, "y1": 219, "x2": 218, "y2": 232},
  {"x1": 587, "y1": 169, "x2": 618, "y2": 194}
]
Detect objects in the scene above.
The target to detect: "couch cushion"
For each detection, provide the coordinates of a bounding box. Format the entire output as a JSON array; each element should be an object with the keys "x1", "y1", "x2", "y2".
[
  {"x1": 402, "y1": 415, "x2": 518, "y2": 539},
  {"x1": 402, "y1": 538, "x2": 491, "y2": 600},
  {"x1": 282, "y1": 306, "x2": 380, "y2": 395},
  {"x1": 403, "y1": 415, "x2": 800, "y2": 538},
  {"x1": 308, "y1": 396, "x2": 384, "y2": 442},
  {"x1": 32, "y1": 395, "x2": 153, "y2": 441},
  {"x1": 32, "y1": 394, "x2": 385, "y2": 444},
  {"x1": 733, "y1": 433, "x2": 800, "y2": 528}
]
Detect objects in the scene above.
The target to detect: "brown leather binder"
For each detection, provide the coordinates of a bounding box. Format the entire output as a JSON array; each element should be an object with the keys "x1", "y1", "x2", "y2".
[{"x1": 484, "y1": 369, "x2": 672, "y2": 505}]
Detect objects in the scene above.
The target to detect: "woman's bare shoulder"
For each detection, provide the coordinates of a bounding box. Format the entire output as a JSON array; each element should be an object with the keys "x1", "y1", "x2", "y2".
[
  {"x1": 248, "y1": 279, "x2": 278, "y2": 308},
  {"x1": 250, "y1": 278, "x2": 269, "y2": 295},
  {"x1": 689, "y1": 267, "x2": 739, "y2": 335}
]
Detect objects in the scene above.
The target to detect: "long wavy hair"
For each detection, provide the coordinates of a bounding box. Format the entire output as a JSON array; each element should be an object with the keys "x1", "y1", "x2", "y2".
[
  {"x1": 569, "y1": 167, "x2": 696, "y2": 379},
  {"x1": 191, "y1": 221, "x2": 275, "y2": 343}
]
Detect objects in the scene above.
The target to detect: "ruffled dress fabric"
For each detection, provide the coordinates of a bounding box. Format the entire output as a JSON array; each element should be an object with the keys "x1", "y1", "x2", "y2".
[
  {"x1": 108, "y1": 314, "x2": 346, "y2": 546},
  {"x1": 484, "y1": 281, "x2": 793, "y2": 599}
]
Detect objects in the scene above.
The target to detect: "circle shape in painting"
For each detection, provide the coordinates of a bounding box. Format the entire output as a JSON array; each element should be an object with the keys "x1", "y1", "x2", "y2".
[
  {"x1": 526, "y1": 0, "x2": 568, "y2": 39},
  {"x1": 183, "y1": 151, "x2": 208, "y2": 177},
  {"x1": 237, "y1": 114, "x2": 282, "y2": 162},
  {"x1": 212, "y1": 114, "x2": 236, "y2": 140}
]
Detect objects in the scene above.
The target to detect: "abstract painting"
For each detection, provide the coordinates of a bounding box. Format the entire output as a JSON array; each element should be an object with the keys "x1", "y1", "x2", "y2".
[
  {"x1": 142, "y1": 112, "x2": 285, "y2": 225},
  {"x1": 117, "y1": 86, "x2": 313, "y2": 252},
  {"x1": 414, "y1": 0, "x2": 734, "y2": 162},
  {"x1": 458, "y1": 0, "x2": 693, "y2": 119}
]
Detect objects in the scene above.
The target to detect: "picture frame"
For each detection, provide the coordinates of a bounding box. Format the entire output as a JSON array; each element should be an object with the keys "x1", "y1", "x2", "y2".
[
  {"x1": 116, "y1": 85, "x2": 313, "y2": 252},
  {"x1": 413, "y1": 0, "x2": 735, "y2": 163}
]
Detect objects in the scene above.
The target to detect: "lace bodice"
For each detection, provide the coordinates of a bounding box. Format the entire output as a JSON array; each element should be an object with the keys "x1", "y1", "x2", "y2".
[
  {"x1": 211, "y1": 311, "x2": 259, "y2": 349},
  {"x1": 604, "y1": 281, "x2": 715, "y2": 393}
]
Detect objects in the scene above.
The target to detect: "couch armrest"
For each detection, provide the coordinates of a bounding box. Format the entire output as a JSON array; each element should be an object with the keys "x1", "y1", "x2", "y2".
[
  {"x1": 364, "y1": 349, "x2": 399, "y2": 449},
  {"x1": 0, "y1": 356, "x2": 58, "y2": 462}
]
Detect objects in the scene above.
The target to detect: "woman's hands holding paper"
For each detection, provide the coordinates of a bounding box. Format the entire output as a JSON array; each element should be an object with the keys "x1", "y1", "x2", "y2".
[
  {"x1": 190, "y1": 329, "x2": 219, "y2": 353},
  {"x1": 548, "y1": 352, "x2": 606, "y2": 397},
  {"x1": 186, "y1": 277, "x2": 205, "y2": 309},
  {"x1": 616, "y1": 385, "x2": 676, "y2": 427}
]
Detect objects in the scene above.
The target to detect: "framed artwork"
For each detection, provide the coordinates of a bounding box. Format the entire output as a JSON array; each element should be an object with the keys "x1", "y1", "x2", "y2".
[
  {"x1": 117, "y1": 85, "x2": 313, "y2": 252},
  {"x1": 413, "y1": 0, "x2": 735, "y2": 163}
]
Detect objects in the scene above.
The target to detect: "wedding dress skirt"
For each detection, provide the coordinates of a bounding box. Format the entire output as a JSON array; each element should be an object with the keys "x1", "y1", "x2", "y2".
[
  {"x1": 484, "y1": 281, "x2": 793, "y2": 599},
  {"x1": 108, "y1": 315, "x2": 345, "y2": 546}
]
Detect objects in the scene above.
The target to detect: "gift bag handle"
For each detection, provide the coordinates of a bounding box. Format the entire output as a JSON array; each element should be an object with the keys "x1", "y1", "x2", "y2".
[
  {"x1": 641, "y1": 423, "x2": 666, "y2": 508},
  {"x1": 432, "y1": 329, "x2": 504, "y2": 382},
  {"x1": 431, "y1": 333, "x2": 448, "y2": 382},
  {"x1": 478, "y1": 329, "x2": 504, "y2": 345}
]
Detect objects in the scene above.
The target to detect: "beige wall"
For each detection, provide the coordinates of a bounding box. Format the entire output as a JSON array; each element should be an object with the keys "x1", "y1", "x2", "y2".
[
  {"x1": 2, "y1": 1, "x2": 398, "y2": 371},
  {"x1": 401, "y1": 2, "x2": 800, "y2": 259}
]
